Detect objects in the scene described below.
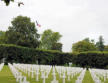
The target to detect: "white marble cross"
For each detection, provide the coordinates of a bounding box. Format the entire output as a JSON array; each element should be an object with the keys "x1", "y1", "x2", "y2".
[
  {"x1": 22, "y1": 77, "x2": 29, "y2": 83},
  {"x1": 41, "y1": 72, "x2": 46, "y2": 83},
  {"x1": 18, "y1": 74, "x2": 23, "y2": 83},
  {"x1": 62, "y1": 73, "x2": 66, "y2": 83},
  {"x1": 36, "y1": 70, "x2": 39, "y2": 81},
  {"x1": 0, "y1": 63, "x2": 4, "y2": 71},
  {"x1": 51, "y1": 67, "x2": 59, "y2": 83},
  {"x1": 16, "y1": 73, "x2": 23, "y2": 83}
]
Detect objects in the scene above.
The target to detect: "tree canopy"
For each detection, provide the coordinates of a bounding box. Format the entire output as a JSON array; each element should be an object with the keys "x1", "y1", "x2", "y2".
[
  {"x1": 96, "y1": 36, "x2": 104, "y2": 51},
  {"x1": 0, "y1": 31, "x2": 6, "y2": 44},
  {"x1": 40, "y1": 29, "x2": 62, "y2": 51},
  {"x1": 72, "y1": 38, "x2": 96, "y2": 52},
  {"x1": 5, "y1": 15, "x2": 40, "y2": 48}
]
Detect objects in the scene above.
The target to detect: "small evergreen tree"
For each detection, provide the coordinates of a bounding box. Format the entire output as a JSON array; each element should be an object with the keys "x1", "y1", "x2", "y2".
[{"x1": 96, "y1": 36, "x2": 104, "y2": 51}]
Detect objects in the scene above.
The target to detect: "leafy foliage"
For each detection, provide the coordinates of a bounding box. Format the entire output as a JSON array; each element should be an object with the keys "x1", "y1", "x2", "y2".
[
  {"x1": 72, "y1": 39, "x2": 96, "y2": 52},
  {"x1": 0, "y1": 44, "x2": 73, "y2": 65},
  {"x1": 5, "y1": 16, "x2": 40, "y2": 48},
  {"x1": 0, "y1": 44, "x2": 108, "y2": 68},
  {"x1": 74, "y1": 51, "x2": 108, "y2": 68},
  {"x1": 40, "y1": 29, "x2": 62, "y2": 50},
  {"x1": 0, "y1": 31, "x2": 6, "y2": 44},
  {"x1": 96, "y1": 36, "x2": 104, "y2": 51}
]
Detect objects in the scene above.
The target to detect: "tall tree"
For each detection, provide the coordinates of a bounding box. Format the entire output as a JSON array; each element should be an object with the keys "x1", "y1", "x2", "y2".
[
  {"x1": 96, "y1": 36, "x2": 104, "y2": 51},
  {"x1": 72, "y1": 39, "x2": 96, "y2": 52},
  {"x1": 0, "y1": 31, "x2": 6, "y2": 44},
  {"x1": 40, "y1": 29, "x2": 62, "y2": 50},
  {"x1": 5, "y1": 15, "x2": 40, "y2": 48}
]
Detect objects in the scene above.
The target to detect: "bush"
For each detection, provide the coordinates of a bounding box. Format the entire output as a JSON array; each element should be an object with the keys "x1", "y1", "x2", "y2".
[
  {"x1": 0, "y1": 44, "x2": 108, "y2": 69},
  {"x1": 0, "y1": 44, "x2": 73, "y2": 65},
  {"x1": 74, "y1": 51, "x2": 108, "y2": 69}
]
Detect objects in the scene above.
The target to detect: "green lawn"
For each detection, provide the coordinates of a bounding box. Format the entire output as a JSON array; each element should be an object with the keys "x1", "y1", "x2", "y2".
[
  {"x1": 0, "y1": 66, "x2": 17, "y2": 83},
  {"x1": 0, "y1": 66, "x2": 108, "y2": 83},
  {"x1": 82, "y1": 70, "x2": 94, "y2": 83}
]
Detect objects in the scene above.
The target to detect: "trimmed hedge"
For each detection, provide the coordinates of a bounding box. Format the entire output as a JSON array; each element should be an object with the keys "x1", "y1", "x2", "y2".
[
  {"x1": 0, "y1": 44, "x2": 73, "y2": 65},
  {"x1": 74, "y1": 51, "x2": 108, "y2": 69},
  {"x1": 0, "y1": 44, "x2": 108, "y2": 69}
]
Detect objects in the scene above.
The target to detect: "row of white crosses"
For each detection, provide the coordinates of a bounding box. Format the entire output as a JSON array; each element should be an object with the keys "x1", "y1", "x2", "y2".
[
  {"x1": 13, "y1": 63, "x2": 87, "y2": 83},
  {"x1": 89, "y1": 68, "x2": 108, "y2": 83},
  {"x1": 55, "y1": 66, "x2": 84, "y2": 83},
  {"x1": 8, "y1": 63, "x2": 30, "y2": 83},
  {"x1": 13, "y1": 63, "x2": 52, "y2": 83},
  {"x1": 0, "y1": 63, "x2": 4, "y2": 71},
  {"x1": 40, "y1": 65, "x2": 52, "y2": 83},
  {"x1": 75, "y1": 68, "x2": 86, "y2": 83}
]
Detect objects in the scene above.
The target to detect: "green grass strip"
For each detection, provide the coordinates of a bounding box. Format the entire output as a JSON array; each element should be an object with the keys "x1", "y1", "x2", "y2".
[
  {"x1": 1, "y1": 65, "x2": 106, "y2": 83},
  {"x1": 82, "y1": 70, "x2": 94, "y2": 83},
  {"x1": 0, "y1": 66, "x2": 17, "y2": 83}
]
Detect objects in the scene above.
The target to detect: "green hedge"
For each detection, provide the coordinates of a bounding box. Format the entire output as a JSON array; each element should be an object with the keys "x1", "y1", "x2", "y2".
[
  {"x1": 0, "y1": 44, "x2": 108, "y2": 69},
  {"x1": 74, "y1": 51, "x2": 108, "y2": 69},
  {"x1": 0, "y1": 44, "x2": 73, "y2": 65}
]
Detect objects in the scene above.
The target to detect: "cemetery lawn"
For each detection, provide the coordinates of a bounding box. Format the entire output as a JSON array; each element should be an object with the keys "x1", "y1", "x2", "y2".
[
  {"x1": 0, "y1": 65, "x2": 17, "y2": 83},
  {"x1": 82, "y1": 70, "x2": 94, "y2": 83},
  {"x1": 19, "y1": 67, "x2": 80, "y2": 83},
  {"x1": 1, "y1": 66, "x2": 108, "y2": 83}
]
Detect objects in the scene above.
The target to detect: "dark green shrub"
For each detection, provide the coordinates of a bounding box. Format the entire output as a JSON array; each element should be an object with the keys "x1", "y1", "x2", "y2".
[
  {"x1": 0, "y1": 44, "x2": 108, "y2": 69},
  {"x1": 0, "y1": 44, "x2": 73, "y2": 65},
  {"x1": 74, "y1": 51, "x2": 108, "y2": 69}
]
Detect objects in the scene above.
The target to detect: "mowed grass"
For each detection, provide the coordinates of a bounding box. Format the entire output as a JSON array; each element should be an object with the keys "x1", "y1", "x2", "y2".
[
  {"x1": 0, "y1": 66, "x2": 108, "y2": 83},
  {"x1": 0, "y1": 66, "x2": 17, "y2": 83},
  {"x1": 82, "y1": 70, "x2": 94, "y2": 83}
]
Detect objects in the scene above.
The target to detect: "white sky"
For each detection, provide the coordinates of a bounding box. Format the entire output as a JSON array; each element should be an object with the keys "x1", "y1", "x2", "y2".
[{"x1": 0, "y1": 0, "x2": 108, "y2": 52}]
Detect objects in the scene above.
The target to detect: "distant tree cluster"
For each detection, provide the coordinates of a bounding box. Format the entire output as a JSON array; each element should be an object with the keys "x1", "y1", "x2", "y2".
[
  {"x1": 0, "y1": 15, "x2": 63, "y2": 51},
  {"x1": 72, "y1": 36, "x2": 107, "y2": 52},
  {"x1": 72, "y1": 38, "x2": 96, "y2": 52},
  {"x1": 40, "y1": 29, "x2": 62, "y2": 51},
  {"x1": 0, "y1": 16, "x2": 107, "y2": 52}
]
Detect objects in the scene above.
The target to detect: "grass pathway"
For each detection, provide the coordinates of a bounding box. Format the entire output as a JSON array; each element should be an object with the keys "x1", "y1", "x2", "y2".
[
  {"x1": 82, "y1": 70, "x2": 94, "y2": 83},
  {"x1": 0, "y1": 66, "x2": 17, "y2": 83}
]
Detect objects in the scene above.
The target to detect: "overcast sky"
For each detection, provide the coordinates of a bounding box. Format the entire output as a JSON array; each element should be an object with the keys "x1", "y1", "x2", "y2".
[{"x1": 0, "y1": 0, "x2": 108, "y2": 52}]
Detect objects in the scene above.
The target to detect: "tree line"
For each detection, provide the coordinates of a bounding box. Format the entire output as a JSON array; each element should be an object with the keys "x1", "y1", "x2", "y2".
[
  {"x1": 0, "y1": 15, "x2": 108, "y2": 53},
  {"x1": 0, "y1": 15, "x2": 108, "y2": 68},
  {"x1": 0, "y1": 16, "x2": 62, "y2": 52},
  {"x1": 72, "y1": 36, "x2": 108, "y2": 52}
]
